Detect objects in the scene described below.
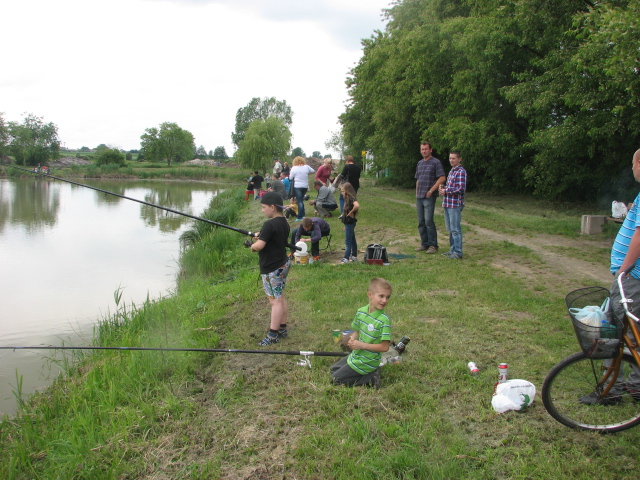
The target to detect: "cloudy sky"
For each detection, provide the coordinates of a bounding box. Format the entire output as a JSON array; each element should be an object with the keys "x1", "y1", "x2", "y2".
[{"x1": 3, "y1": 0, "x2": 391, "y2": 157}]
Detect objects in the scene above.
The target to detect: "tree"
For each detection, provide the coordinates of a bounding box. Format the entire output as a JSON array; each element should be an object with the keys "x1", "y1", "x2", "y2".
[
  {"x1": 96, "y1": 148, "x2": 126, "y2": 166},
  {"x1": 8, "y1": 113, "x2": 60, "y2": 166},
  {"x1": 212, "y1": 146, "x2": 228, "y2": 161},
  {"x1": 0, "y1": 113, "x2": 9, "y2": 160},
  {"x1": 79, "y1": 146, "x2": 91, "y2": 152},
  {"x1": 235, "y1": 117, "x2": 292, "y2": 172},
  {"x1": 312, "y1": 151, "x2": 322, "y2": 158},
  {"x1": 195, "y1": 145, "x2": 208, "y2": 159},
  {"x1": 291, "y1": 147, "x2": 305, "y2": 158},
  {"x1": 140, "y1": 122, "x2": 195, "y2": 167},
  {"x1": 232, "y1": 97, "x2": 293, "y2": 148},
  {"x1": 324, "y1": 129, "x2": 348, "y2": 161}
]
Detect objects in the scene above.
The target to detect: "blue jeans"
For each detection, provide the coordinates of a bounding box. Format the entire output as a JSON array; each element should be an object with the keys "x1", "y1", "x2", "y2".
[
  {"x1": 416, "y1": 196, "x2": 437, "y2": 249},
  {"x1": 294, "y1": 187, "x2": 307, "y2": 219},
  {"x1": 443, "y1": 206, "x2": 463, "y2": 257},
  {"x1": 344, "y1": 223, "x2": 357, "y2": 259}
]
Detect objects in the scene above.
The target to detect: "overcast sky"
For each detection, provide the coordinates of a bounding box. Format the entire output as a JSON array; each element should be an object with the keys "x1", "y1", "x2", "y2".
[{"x1": 3, "y1": 0, "x2": 391, "y2": 157}]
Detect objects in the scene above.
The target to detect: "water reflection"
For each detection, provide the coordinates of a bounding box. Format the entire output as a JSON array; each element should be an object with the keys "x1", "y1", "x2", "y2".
[
  {"x1": 0, "y1": 178, "x2": 61, "y2": 233},
  {"x1": 0, "y1": 177, "x2": 223, "y2": 417}
]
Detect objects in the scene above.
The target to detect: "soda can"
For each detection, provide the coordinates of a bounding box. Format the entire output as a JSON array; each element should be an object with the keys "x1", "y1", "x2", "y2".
[
  {"x1": 467, "y1": 361, "x2": 480, "y2": 375},
  {"x1": 332, "y1": 330, "x2": 342, "y2": 343},
  {"x1": 498, "y1": 363, "x2": 508, "y2": 383}
]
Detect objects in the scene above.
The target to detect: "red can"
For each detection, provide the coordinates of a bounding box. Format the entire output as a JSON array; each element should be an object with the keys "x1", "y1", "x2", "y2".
[{"x1": 498, "y1": 363, "x2": 508, "y2": 383}]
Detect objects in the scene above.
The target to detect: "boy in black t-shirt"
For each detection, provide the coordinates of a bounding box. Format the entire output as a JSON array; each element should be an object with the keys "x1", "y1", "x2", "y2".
[{"x1": 249, "y1": 192, "x2": 291, "y2": 346}]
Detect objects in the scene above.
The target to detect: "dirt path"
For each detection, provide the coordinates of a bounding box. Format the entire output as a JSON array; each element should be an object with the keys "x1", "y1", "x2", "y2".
[{"x1": 377, "y1": 195, "x2": 612, "y2": 289}]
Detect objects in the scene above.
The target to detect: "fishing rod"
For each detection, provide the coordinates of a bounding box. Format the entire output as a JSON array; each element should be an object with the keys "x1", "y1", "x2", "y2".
[
  {"x1": 7, "y1": 164, "x2": 301, "y2": 249},
  {"x1": 0, "y1": 345, "x2": 346, "y2": 356}
]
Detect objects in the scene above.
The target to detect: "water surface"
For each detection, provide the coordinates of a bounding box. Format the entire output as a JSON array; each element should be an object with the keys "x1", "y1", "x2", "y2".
[{"x1": 0, "y1": 177, "x2": 222, "y2": 416}]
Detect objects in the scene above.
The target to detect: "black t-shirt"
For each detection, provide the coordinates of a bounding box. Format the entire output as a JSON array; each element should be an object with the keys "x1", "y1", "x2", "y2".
[
  {"x1": 258, "y1": 216, "x2": 290, "y2": 274},
  {"x1": 341, "y1": 164, "x2": 361, "y2": 191},
  {"x1": 252, "y1": 175, "x2": 264, "y2": 189}
]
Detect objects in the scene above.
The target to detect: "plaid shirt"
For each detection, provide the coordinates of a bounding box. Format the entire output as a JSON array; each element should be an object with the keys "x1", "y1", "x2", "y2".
[
  {"x1": 415, "y1": 157, "x2": 445, "y2": 198},
  {"x1": 442, "y1": 165, "x2": 467, "y2": 208}
]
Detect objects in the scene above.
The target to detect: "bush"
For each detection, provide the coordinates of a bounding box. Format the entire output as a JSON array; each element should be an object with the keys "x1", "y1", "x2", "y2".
[{"x1": 95, "y1": 148, "x2": 125, "y2": 167}]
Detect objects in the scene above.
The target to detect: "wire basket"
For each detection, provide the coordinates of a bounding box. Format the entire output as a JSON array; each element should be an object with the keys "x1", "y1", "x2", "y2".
[{"x1": 565, "y1": 286, "x2": 621, "y2": 358}]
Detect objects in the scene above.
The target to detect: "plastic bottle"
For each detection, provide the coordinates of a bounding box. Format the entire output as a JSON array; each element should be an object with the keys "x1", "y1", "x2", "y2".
[
  {"x1": 380, "y1": 336, "x2": 411, "y2": 366},
  {"x1": 468, "y1": 362, "x2": 480, "y2": 375}
]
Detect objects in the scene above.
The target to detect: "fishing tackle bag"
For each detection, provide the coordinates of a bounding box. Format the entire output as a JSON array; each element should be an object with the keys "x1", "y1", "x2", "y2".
[{"x1": 363, "y1": 244, "x2": 388, "y2": 265}]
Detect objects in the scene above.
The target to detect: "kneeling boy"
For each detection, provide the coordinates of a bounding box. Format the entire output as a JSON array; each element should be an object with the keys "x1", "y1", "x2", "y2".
[{"x1": 331, "y1": 278, "x2": 392, "y2": 388}]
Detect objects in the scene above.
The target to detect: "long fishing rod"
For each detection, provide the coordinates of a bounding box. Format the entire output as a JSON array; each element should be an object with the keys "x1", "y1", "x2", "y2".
[
  {"x1": 8, "y1": 164, "x2": 300, "y2": 250},
  {"x1": 0, "y1": 345, "x2": 347, "y2": 357}
]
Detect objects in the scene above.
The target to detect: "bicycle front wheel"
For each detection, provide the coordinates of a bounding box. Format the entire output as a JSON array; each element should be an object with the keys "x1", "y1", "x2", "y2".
[{"x1": 542, "y1": 351, "x2": 640, "y2": 433}]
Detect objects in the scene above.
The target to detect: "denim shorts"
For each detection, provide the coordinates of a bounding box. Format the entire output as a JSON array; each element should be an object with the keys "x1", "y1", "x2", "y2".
[{"x1": 261, "y1": 259, "x2": 290, "y2": 298}]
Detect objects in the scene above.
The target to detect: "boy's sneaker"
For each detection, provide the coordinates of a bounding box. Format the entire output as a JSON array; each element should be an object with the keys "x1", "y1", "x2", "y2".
[
  {"x1": 278, "y1": 328, "x2": 288, "y2": 339},
  {"x1": 258, "y1": 332, "x2": 279, "y2": 346},
  {"x1": 312, "y1": 256, "x2": 320, "y2": 261},
  {"x1": 349, "y1": 256, "x2": 358, "y2": 262},
  {"x1": 340, "y1": 258, "x2": 349, "y2": 264}
]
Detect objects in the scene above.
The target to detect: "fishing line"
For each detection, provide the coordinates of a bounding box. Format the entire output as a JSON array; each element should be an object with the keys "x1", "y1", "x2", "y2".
[
  {"x1": 7, "y1": 164, "x2": 300, "y2": 249},
  {"x1": 0, "y1": 345, "x2": 347, "y2": 357}
]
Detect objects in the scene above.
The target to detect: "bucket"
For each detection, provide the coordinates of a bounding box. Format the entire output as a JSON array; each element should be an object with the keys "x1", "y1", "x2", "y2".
[{"x1": 293, "y1": 241, "x2": 309, "y2": 265}]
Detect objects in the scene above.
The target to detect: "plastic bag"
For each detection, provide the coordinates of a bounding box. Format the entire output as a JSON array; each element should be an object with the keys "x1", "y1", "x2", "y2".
[
  {"x1": 491, "y1": 379, "x2": 536, "y2": 413},
  {"x1": 569, "y1": 305, "x2": 606, "y2": 327},
  {"x1": 612, "y1": 201, "x2": 628, "y2": 219}
]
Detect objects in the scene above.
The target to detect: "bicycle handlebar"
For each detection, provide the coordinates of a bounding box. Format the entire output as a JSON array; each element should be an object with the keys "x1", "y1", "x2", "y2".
[{"x1": 617, "y1": 266, "x2": 640, "y2": 323}]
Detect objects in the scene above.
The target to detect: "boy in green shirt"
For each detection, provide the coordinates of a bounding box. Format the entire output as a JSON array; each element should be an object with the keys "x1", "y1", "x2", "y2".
[{"x1": 331, "y1": 278, "x2": 392, "y2": 389}]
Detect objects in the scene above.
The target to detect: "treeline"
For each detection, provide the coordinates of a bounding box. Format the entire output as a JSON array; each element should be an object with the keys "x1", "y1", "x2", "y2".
[{"x1": 341, "y1": 0, "x2": 640, "y2": 202}]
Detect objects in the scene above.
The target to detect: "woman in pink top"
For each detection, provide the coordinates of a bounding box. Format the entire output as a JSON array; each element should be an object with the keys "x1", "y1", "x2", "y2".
[{"x1": 315, "y1": 158, "x2": 333, "y2": 185}]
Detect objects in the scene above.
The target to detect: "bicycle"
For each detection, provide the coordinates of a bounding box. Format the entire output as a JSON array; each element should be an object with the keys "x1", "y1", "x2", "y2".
[{"x1": 542, "y1": 266, "x2": 640, "y2": 433}]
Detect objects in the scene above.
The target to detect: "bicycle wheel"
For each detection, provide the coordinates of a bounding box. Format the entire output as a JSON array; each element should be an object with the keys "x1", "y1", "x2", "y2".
[{"x1": 542, "y1": 351, "x2": 640, "y2": 433}]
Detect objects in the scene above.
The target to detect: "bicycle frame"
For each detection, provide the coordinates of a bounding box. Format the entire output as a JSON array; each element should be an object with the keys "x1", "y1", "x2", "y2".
[{"x1": 594, "y1": 272, "x2": 640, "y2": 397}]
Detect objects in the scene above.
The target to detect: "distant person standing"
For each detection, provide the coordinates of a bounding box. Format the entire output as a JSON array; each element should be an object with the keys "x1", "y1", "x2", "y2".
[
  {"x1": 415, "y1": 142, "x2": 445, "y2": 253},
  {"x1": 438, "y1": 151, "x2": 467, "y2": 259},
  {"x1": 315, "y1": 158, "x2": 333, "y2": 185},
  {"x1": 250, "y1": 170, "x2": 264, "y2": 200},
  {"x1": 273, "y1": 158, "x2": 282, "y2": 176},
  {"x1": 335, "y1": 155, "x2": 361, "y2": 213},
  {"x1": 281, "y1": 161, "x2": 290, "y2": 177},
  {"x1": 289, "y1": 156, "x2": 315, "y2": 221}
]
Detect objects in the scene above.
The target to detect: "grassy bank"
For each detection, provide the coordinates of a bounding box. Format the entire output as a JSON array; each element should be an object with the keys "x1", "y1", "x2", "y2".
[{"x1": 2, "y1": 183, "x2": 636, "y2": 479}]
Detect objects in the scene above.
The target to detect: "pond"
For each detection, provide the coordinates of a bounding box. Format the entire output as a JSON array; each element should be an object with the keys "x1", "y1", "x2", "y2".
[{"x1": 0, "y1": 177, "x2": 223, "y2": 417}]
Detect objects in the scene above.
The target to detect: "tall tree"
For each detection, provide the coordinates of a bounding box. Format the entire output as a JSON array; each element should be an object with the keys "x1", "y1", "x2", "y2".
[
  {"x1": 8, "y1": 114, "x2": 60, "y2": 166},
  {"x1": 291, "y1": 147, "x2": 305, "y2": 158},
  {"x1": 212, "y1": 146, "x2": 228, "y2": 160},
  {"x1": 232, "y1": 97, "x2": 293, "y2": 148},
  {"x1": 0, "y1": 113, "x2": 9, "y2": 160},
  {"x1": 140, "y1": 122, "x2": 195, "y2": 167},
  {"x1": 235, "y1": 117, "x2": 291, "y2": 172},
  {"x1": 195, "y1": 145, "x2": 208, "y2": 159}
]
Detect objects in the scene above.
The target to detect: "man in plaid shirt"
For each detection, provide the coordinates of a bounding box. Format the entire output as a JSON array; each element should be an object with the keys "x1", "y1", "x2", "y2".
[
  {"x1": 438, "y1": 151, "x2": 467, "y2": 259},
  {"x1": 415, "y1": 142, "x2": 446, "y2": 253}
]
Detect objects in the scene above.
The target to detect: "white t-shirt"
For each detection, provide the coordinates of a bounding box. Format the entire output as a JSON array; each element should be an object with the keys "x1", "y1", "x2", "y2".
[{"x1": 289, "y1": 165, "x2": 315, "y2": 189}]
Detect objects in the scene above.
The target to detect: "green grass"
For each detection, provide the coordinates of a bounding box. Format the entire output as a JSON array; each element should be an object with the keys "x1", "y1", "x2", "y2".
[{"x1": 1, "y1": 181, "x2": 637, "y2": 479}]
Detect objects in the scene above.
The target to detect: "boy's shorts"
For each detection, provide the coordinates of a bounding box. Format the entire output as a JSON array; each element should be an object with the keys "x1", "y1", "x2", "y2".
[{"x1": 261, "y1": 259, "x2": 290, "y2": 298}]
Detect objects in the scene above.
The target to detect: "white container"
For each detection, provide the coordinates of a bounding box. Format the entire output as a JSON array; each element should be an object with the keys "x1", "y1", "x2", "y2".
[{"x1": 293, "y1": 241, "x2": 309, "y2": 265}]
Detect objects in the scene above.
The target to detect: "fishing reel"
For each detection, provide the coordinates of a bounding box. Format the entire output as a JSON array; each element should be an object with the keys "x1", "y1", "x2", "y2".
[{"x1": 243, "y1": 237, "x2": 254, "y2": 248}]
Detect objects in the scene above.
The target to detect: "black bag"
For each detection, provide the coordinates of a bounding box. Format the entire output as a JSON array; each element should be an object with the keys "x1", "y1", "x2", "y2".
[
  {"x1": 288, "y1": 179, "x2": 295, "y2": 199},
  {"x1": 342, "y1": 215, "x2": 357, "y2": 225},
  {"x1": 363, "y1": 244, "x2": 388, "y2": 264}
]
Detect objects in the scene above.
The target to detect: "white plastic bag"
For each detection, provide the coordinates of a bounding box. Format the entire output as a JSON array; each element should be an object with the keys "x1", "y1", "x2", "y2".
[
  {"x1": 568, "y1": 305, "x2": 606, "y2": 327},
  {"x1": 612, "y1": 201, "x2": 628, "y2": 219},
  {"x1": 491, "y1": 379, "x2": 536, "y2": 414}
]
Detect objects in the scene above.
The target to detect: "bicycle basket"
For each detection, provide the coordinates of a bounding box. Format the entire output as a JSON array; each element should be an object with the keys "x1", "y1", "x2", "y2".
[{"x1": 565, "y1": 286, "x2": 621, "y2": 358}]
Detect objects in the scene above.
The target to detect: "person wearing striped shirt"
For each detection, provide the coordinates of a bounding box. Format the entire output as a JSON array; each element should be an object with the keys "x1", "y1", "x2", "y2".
[{"x1": 331, "y1": 278, "x2": 392, "y2": 389}]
